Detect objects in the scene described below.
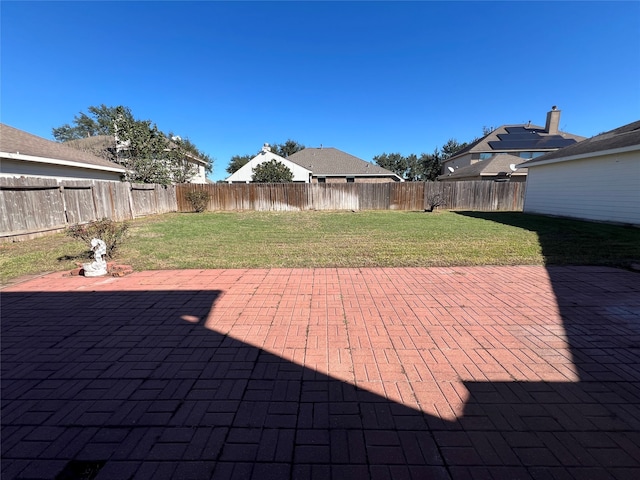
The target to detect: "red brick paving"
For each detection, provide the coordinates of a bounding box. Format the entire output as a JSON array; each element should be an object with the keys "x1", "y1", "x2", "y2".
[{"x1": 2, "y1": 266, "x2": 639, "y2": 479}]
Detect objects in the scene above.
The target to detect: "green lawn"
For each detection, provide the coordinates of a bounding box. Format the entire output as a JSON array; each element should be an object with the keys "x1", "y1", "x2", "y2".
[{"x1": 2, "y1": 210, "x2": 639, "y2": 285}]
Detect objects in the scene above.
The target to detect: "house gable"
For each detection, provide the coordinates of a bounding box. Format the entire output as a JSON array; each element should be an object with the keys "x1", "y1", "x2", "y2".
[{"x1": 226, "y1": 145, "x2": 312, "y2": 183}]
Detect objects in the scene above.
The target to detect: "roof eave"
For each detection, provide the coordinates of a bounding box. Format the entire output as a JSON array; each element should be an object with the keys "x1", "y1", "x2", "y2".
[
  {"x1": 1, "y1": 151, "x2": 126, "y2": 174},
  {"x1": 520, "y1": 143, "x2": 640, "y2": 168},
  {"x1": 316, "y1": 173, "x2": 403, "y2": 181}
]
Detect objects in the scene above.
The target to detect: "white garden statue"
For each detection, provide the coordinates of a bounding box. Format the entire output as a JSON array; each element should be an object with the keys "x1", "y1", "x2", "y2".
[{"x1": 83, "y1": 238, "x2": 108, "y2": 277}]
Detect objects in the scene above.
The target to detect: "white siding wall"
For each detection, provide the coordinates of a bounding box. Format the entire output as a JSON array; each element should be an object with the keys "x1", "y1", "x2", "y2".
[
  {"x1": 190, "y1": 164, "x2": 208, "y2": 184},
  {"x1": 523, "y1": 150, "x2": 640, "y2": 225},
  {"x1": 0, "y1": 158, "x2": 123, "y2": 181}
]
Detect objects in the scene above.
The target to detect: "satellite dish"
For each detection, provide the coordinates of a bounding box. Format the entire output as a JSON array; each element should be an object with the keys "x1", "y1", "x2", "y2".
[
  {"x1": 509, "y1": 164, "x2": 518, "y2": 172},
  {"x1": 447, "y1": 166, "x2": 455, "y2": 173}
]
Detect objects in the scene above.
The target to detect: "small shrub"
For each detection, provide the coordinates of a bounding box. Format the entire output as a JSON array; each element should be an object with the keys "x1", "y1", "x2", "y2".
[
  {"x1": 66, "y1": 218, "x2": 129, "y2": 260},
  {"x1": 185, "y1": 189, "x2": 211, "y2": 213},
  {"x1": 425, "y1": 194, "x2": 446, "y2": 212}
]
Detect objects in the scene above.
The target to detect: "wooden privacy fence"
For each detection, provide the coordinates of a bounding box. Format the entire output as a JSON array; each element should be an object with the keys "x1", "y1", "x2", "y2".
[
  {"x1": 177, "y1": 181, "x2": 525, "y2": 212},
  {"x1": 1, "y1": 179, "x2": 524, "y2": 241},
  {"x1": 0, "y1": 177, "x2": 177, "y2": 241}
]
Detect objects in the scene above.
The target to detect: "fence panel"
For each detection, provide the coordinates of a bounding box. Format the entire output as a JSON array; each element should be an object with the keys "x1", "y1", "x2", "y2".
[
  {"x1": 0, "y1": 177, "x2": 66, "y2": 237},
  {"x1": 155, "y1": 185, "x2": 177, "y2": 214},
  {"x1": 130, "y1": 184, "x2": 157, "y2": 217},
  {"x1": 1, "y1": 178, "x2": 177, "y2": 241},
  {"x1": 61, "y1": 181, "x2": 97, "y2": 224},
  {"x1": 357, "y1": 183, "x2": 389, "y2": 210},
  {"x1": 177, "y1": 182, "x2": 525, "y2": 213},
  {"x1": 391, "y1": 182, "x2": 425, "y2": 210}
]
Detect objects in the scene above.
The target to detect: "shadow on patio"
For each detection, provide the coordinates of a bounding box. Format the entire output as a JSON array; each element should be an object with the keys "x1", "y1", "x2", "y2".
[{"x1": 2, "y1": 255, "x2": 640, "y2": 479}]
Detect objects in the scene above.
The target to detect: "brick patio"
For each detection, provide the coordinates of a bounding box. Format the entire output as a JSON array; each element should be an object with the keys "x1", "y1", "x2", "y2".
[{"x1": 2, "y1": 266, "x2": 639, "y2": 479}]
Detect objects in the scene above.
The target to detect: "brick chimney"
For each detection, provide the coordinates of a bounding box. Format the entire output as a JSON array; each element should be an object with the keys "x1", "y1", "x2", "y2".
[{"x1": 545, "y1": 106, "x2": 560, "y2": 134}]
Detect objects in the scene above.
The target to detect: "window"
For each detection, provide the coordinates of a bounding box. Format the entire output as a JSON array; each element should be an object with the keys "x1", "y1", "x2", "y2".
[
  {"x1": 346, "y1": 177, "x2": 355, "y2": 183},
  {"x1": 518, "y1": 151, "x2": 546, "y2": 159},
  {"x1": 479, "y1": 153, "x2": 493, "y2": 160},
  {"x1": 317, "y1": 177, "x2": 326, "y2": 183}
]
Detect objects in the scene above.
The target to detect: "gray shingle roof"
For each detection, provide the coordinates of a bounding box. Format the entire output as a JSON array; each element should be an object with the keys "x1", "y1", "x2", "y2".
[
  {"x1": 438, "y1": 154, "x2": 527, "y2": 180},
  {"x1": 0, "y1": 124, "x2": 125, "y2": 171},
  {"x1": 287, "y1": 147, "x2": 399, "y2": 178},
  {"x1": 519, "y1": 120, "x2": 640, "y2": 166}
]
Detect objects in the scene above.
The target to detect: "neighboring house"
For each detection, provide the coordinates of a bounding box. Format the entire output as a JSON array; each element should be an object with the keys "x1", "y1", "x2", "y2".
[
  {"x1": 226, "y1": 144, "x2": 313, "y2": 183},
  {"x1": 0, "y1": 124, "x2": 125, "y2": 181},
  {"x1": 440, "y1": 107, "x2": 585, "y2": 181},
  {"x1": 226, "y1": 144, "x2": 402, "y2": 184},
  {"x1": 287, "y1": 147, "x2": 403, "y2": 183},
  {"x1": 438, "y1": 154, "x2": 527, "y2": 182},
  {"x1": 65, "y1": 135, "x2": 210, "y2": 184},
  {"x1": 519, "y1": 120, "x2": 640, "y2": 225}
]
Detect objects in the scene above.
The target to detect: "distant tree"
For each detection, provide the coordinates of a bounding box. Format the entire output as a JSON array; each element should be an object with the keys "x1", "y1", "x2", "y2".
[
  {"x1": 226, "y1": 155, "x2": 252, "y2": 174},
  {"x1": 482, "y1": 125, "x2": 496, "y2": 136},
  {"x1": 372, "y1": 127, "x2": 490, "y2": 181},
  {"x1": 114, "y1": 113, "x2": 176, "y2": 184},
  {"x1": 270, "y1": 139, "x2": 305, "y2": 158},
  {"x1": 226, "y1": 140, "x2": 304, "y2": 175},
  {"x1": 53, "y1": 105, "x2": 213, "y2": 184},
  {"x1": 170, "y1": 135, "x2": 214, "y2": 174},
  {"x1": 419, "y1": 149, "x2": 442, "y2": 181},
  {"x1": 252, "y1": 159, "x2": 293, "y2": 183},
  {"x1": 440, "y1": 138, "x2": 468, "y2": 160},
  {"x1": 404, "y1": 154, "x2": 422, "y2": 181},
  {"x1": 52, "y1": 105, "x2": 134, "y2": 141},
  {"x1": 373, "y1": 153, "x2": 408, "y2": 179}
]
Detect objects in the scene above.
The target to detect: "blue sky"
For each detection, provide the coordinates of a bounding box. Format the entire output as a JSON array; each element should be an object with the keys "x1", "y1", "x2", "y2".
[{"x1": 2, "y1": 1, "x2": 639, "y2": 181}]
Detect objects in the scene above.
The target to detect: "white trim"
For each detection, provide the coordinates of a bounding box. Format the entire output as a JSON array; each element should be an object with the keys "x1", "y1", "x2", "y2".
[
  {"x1": 521, "y1": 144, "x2": 640, "y2": 168},
  {"x1": 316, "y1": 173, "x2": 404, "y2": 181},
  {"x1": 0, "y1": 151, "x2": 126, "y2": 173}
]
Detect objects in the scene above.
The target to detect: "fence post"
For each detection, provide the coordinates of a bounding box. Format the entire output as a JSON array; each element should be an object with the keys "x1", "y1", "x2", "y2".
[
  {"x1": 58, "y1": 184, "x2": 69, "y2": 224},
  {"x1": 127, "y1": 182, "x2": 135, "y2": 219}
]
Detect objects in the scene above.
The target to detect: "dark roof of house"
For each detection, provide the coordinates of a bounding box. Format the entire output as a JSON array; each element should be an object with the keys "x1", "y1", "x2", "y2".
[
  {"x1": 0, "y1": 124, "x2": 125, "y2": 171},
  {"x1": 438, "y1": 154, "x2": 528, "y2": 181},
  {"x1": 287, "y1": 147, "x2": 400, "y2": 178},
  {"x1": 519, "y1": 120, "x2": 640, "y2": 166},
  {"x1": 446, "y1": 124, "x2": 586, "y2": 161}
]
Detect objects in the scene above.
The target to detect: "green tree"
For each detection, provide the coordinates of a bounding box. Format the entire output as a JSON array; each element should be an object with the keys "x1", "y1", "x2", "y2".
[
  {"x1": 373, "y1": 153, "x2": 408, "y2": 179},
  {"x1": 52, "y1": 105, "x2": 134, "y2": 141},
  {"x1": 252, "y1": 159, "x2": 293, "y2": 183},
  {"x1": 441, "y1": 138, "x2": 468, "y2": 159},
  {"x1": 53, "y1": 105, "x2": 213, "y2": 184},
  {"x1": 226, "y1": 154, "x2": 252, "y2": 174},
  {"x1": 270, "y1": 139, "x2": 305, "y2": 158},
  {"x1": 170, "y1": 135, "x2": 214, "y2": 175},
  {"x1": 405, "y1": 154, "x2": 421, "y2": 181},
  {"x1": 419, "y1": 149, "x2": 442, "y2": 181}
]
